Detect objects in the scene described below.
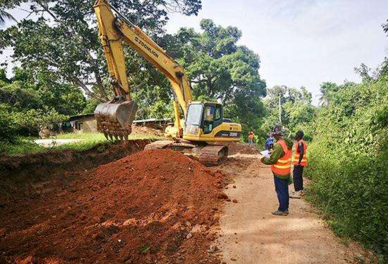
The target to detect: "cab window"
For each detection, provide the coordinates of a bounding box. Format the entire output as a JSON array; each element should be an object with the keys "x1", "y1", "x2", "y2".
[
  {"x1": 203, "y1": 105, "x2": 215, "y2": 134},
  {"x1": 204, "y1": 105, "x2": 214, "y2": 121},
  {"x1": 215, "y1": 105, "x2": 221, "y2": 120}
]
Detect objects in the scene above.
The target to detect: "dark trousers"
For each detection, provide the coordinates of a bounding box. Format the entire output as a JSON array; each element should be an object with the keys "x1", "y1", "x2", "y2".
[
  {"x1": 293, "y1": 165, "x2": 304, "y2": 191},
  {"x1": 274, "y1": 176, "x2": 289, "y2": 212}
]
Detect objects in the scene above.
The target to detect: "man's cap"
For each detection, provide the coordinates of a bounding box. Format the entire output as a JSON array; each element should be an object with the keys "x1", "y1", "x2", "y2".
[
  {"x1": 270, "y1": 125, "x2": 285, "y2": 136},
  {"x1": 296, "y1": 130, "x2": 304, "y2": 139}
]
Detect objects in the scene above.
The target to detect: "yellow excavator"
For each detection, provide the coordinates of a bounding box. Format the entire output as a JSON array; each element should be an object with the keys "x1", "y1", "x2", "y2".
[{"x1": 93, "y1": 0, "x2": 242, "y2": 165}]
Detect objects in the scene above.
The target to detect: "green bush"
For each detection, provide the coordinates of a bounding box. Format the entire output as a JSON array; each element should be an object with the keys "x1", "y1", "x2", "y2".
[
  {"x1": 305, "y1": 60, "x2": 388, "y2": 259},
  {"x1": 0, "y1": 104, "x2": 18, "y2": 142}
]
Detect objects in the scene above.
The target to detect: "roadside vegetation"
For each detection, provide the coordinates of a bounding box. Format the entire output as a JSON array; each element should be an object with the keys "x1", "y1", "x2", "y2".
[
  {"x1": 262, "y1": 59, "x2": 388, "y2": 261},
  {"x1": 305, "y1": 61, "x2": 388, "y2": 261},
  {"x1": 0, "y1": 133, "x2": 162, "y2": 156}
]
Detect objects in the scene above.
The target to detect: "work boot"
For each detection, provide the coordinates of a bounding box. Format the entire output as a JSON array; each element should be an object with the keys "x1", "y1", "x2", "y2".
[
  {"x1": 271, "y1": 210, "x2": 289, "y2": 216},
  {"x1": 290, "y1": 192, "x2": 301, "y2": 199}
]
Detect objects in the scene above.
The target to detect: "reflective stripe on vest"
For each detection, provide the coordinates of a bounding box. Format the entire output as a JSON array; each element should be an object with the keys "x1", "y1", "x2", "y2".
[
  {"x1": 292, "y1": 139, "x2": 308, "y2": 167},
  {"x1": 271, "y1": 139, "x2": 292, "y2": 176}
]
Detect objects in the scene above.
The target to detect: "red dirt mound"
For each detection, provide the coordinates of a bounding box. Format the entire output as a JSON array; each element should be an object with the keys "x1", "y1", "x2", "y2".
[
  {"x1": 228, "y1": 142, "x2": 260, "y2": 155},
  {"x1": 0, "y1": 149, "x2": 225, "y2": 264},
  {"x1": 0, "y1": 140, "x2": 151, "y2": 203}
]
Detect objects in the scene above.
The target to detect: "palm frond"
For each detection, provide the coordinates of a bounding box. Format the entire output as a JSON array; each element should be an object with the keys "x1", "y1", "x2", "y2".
[{"x1": 0, "y1": 10, "x2": 17, "y2": 25}]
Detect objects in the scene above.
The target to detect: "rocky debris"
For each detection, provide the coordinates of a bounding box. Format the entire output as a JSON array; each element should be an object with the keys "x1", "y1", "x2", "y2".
[{"x1": 218, "y1": 193, "x2": 229, "y2": 200}]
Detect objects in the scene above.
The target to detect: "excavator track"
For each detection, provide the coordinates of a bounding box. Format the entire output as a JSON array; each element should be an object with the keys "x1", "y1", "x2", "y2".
[
  {"x1": 145, "y1": 141, "x2": 228, "y2": 166},
  {"x1": 145, "y1": 140, "x2": 196, "y2": 152},
  {"x1": 199, "y1": 145, "x2": 228, "y2": 166},
  {"x1": 144, "y1": 140, "x2": 174, "y2": 150}
]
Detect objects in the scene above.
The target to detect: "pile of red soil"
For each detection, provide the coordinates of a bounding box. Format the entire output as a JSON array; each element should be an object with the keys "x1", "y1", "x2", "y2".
[
  {"x1": 228, "y1": 142, "x2": 260, "y2": 155},
  {"x1": 0, "y1": 149, "x2": 226, "y2": 263},
  {"x1": 132, "y1": 125, "x2": 164, "y2": 137},
  {"x1": 0, "y1": 140, "x2": 151, "y2": 203}
]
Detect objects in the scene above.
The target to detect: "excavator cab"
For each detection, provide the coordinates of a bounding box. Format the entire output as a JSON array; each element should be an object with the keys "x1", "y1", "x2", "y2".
[
  {"x1": 185, "y1": 103, "x2": 222, "y2": 135},
  {"x1": 184, "y1": 102, "x2": 241, "y2": 142}
]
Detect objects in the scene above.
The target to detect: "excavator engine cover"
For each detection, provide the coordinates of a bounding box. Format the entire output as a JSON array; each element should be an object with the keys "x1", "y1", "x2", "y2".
[{"x1": 94, "y1": 100, "x2": 138, "y2": 140}]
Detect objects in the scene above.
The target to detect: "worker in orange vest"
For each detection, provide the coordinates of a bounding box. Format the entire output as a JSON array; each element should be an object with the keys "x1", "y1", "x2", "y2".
[
  {"x1": 260, "y1": 125, "x2": 293, "y2": 216},
  {"x1": 291, "y1": 130, "x2": 308, "y2": 198},
  {"x1": 248, "y1": 130, "x2": 255, "y2": 146}
]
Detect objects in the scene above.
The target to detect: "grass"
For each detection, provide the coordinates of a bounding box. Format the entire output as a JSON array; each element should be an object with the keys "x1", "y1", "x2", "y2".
[
  {"x1": 56, "y1": 132, "x2": 162, "y2": 141},
  {"x1": 0, "y1": 138, "x2": 46, "y2": 156},
  {"x1": 0, "y1": 132, "x2": 163, "y2": 156},
  {"x1": 56, "y1": 132, "x2": 106, "y2": 140}
]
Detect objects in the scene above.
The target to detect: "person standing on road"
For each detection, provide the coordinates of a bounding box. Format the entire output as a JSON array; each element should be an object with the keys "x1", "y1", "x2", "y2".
[
  {"x1": 248, "y1": 130, "x2": 255, "y2": 147},
  {"x1": 260, "y1": 125, "x2": 293, "y2": 216},
  {"x1": 264, "y1": 134, "x2": 274, "y2": 151},
  {"x1": 291, "y1": 130, "x2": 308, "y2": 198}
]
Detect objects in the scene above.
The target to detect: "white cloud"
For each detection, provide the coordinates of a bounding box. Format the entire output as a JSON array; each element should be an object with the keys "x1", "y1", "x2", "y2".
[{"x1": 165, "y1": 0, "x2": 388, "y2": 105}]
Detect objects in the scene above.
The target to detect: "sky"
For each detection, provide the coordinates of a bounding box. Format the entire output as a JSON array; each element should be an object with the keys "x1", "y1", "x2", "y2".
[
  {"x1": 1, "y1": 0, "x2": 388, "y2": 105},
  {"x1": 165, "y1": 0, "x2": 388, "y2": 105}
]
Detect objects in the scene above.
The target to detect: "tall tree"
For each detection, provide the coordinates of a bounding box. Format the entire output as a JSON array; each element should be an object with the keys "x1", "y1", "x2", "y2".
[
  {"x1": 263, "y1": 85, "x2": 316, "y2": 139},
  {"x1": 0, "y1": 9, "x2": 16, "y2": 25},
  {"x1": 319, "y1": 82, "x2": 338, "y2": 106},
  {"x1": 171, "y1": 19, "x2": 267, "y2": 134},
  {"x1": 0, "y1": 0, "x2": 201, "y2": 102}
]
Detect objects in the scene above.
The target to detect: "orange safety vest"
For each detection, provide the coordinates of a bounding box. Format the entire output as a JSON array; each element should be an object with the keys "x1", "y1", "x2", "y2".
[
  {"x1": 292, "y1": 139, "x2": 308, "y2": 167},
  {"x1": 248, "y1": 132, "x2": 254, "y2": 139},
  {"x1": 271, "y1": 139, "x2": 292, "y2": 176}
]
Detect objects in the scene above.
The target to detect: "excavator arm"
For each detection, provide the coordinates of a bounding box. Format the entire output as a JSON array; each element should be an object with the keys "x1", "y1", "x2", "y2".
[{"x1": 93, "y1": 0, "x2": 192, "y2": 139}]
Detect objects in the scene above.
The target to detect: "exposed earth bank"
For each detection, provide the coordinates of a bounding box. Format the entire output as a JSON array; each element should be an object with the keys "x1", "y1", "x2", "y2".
[{"x1": 0, "y1": 148, "x2": 227, "y2": 263}]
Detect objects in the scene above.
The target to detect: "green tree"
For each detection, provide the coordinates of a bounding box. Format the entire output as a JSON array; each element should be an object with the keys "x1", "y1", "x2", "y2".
[
  {"x1": 0, "y1": 9, "x2": 16, "y2": 25},
  {"x1": 0, "y1": 0, "x2": 201, "y2": 102},
  {"x1": 262, "y1": 85, "x2": 316, "y2": 139},
  {"x1": 0, "y1": 67, "x2": 84, "y2": 138},
  {"x1": 306, "y1": 59, "x2": 388, "y2": 259},
  {"x1": 319, "y1": 82, "x2": 338, "y2": 106},
  {"x1": 172, "y1": 19, "x2": 267, "y2": 136}
]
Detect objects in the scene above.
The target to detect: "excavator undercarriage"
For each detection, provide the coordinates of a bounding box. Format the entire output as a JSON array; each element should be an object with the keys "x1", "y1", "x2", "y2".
[{"x1": 145, "y1": 140, "x2": 228, "y2": 166}]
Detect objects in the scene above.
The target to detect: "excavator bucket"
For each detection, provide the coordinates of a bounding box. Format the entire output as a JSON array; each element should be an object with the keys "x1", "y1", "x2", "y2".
[{"x1": 94, "y1": 100, "x2": 138, "y2": 140}]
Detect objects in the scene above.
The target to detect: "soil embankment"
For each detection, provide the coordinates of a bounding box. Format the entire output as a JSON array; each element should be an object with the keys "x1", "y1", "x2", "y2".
[
  {"x1": 0, "y1": 142, "x2": 374, "y2": 264},
  {"x1": 0, "y1": 140, "x2": 150, "y2": 202},
  {"x1": 0, "y1": 147, "x2": 227, "y2": 263}
]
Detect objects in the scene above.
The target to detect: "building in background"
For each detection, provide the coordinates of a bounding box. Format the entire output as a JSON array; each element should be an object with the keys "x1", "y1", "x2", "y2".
[{"x1": 65, "y1": 114, "x2": 97, "y2": 133}]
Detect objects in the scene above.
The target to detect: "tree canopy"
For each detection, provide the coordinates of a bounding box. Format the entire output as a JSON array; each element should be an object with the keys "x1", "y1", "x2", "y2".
[
  {"x1": 261, "y1": 85, "x2": 316, "y2": 140},
  {"x1": 0, "y1": 67, "x2": 86, "y2": 140},
  {"x1": 0, "y1": 0, "x2": 202, "y2": 101},
  {"x1": 172, "y1": 19, "x2": 267, "y2": 133},
  {"x1": 0, "y1": 1, "x2": 267, "y2": 139}
]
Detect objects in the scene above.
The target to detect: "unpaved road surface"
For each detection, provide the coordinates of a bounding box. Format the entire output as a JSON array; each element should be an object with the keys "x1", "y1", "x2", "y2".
[{"x1": 217, "y1": 156, "x2": 369, "y2": 264}]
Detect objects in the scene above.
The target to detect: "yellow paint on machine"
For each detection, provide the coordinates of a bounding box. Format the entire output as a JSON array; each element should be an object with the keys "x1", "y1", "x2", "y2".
[{"x1": 184, "y1": 122, "x2": 242, "y2": 142}]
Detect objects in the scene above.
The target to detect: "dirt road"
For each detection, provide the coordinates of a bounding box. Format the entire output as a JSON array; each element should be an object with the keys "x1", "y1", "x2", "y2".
[{"x1": 217, "y1": 155, "x2": 368, "y2": 264}]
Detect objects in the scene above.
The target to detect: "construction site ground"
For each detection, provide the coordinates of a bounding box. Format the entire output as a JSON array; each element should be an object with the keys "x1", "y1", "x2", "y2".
[{"x1": 0, "y1": 141, "x2": 373, "y2": 263}]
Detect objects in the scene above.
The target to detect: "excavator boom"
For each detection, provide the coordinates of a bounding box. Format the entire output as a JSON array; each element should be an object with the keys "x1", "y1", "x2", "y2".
[
  {"x1": 93, "y1": 0, "x2": 192, "y2": 139},
  {"x1": 93, "y1": 0, "x2": 242, "y2": 165}
]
